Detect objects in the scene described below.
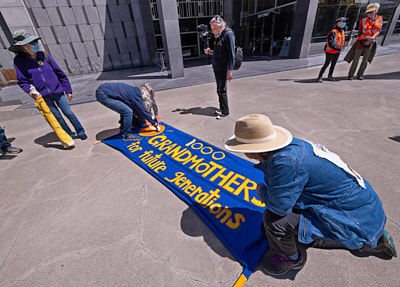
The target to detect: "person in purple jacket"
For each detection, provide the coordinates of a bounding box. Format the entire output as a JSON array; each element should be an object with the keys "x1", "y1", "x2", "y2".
[{"x1": 9, "y1": 30, "x2": 87, "y2": 140}]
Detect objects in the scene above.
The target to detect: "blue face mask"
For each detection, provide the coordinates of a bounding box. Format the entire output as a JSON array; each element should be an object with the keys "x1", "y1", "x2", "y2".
[
  {"x1": 340, "y1": 23, "x2": 346, "y2": 28},
  {"x1": 30, "y1": 43, "x2": 40, "y2": 53}
]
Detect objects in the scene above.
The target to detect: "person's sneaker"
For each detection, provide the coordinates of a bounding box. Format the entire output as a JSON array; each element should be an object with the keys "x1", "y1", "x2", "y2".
[
  {"x1": 327, "y1": 76, "x2": 336, "y2": 81},
  {"x1": 122, "y1": 133, "x2": 140, "y2": 142},
  {"x1": 78, "y1": 134, "x2": 87, "y2": 140},
  {"x1": 2, "y1": 146, "x2": 23, "y2": 154},
  {"x1": 216, "y1": 113, "x2": 229, "y2": 120},
  {"x1": 261, "y1": 250, "x2": 305, "y2": 275},
  {"x1": 316, "y1": 77, "x2": 322, "y2": 83},
  {"x1": 377, "y1": 230, "x2": 397, "y2": 258},
  {"x1": 214, "y1": 109, "x2": 222, "y2": 115}
]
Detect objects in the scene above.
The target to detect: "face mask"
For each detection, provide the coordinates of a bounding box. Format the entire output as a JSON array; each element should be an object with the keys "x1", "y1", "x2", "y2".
[
  {"x1": 30, "y1": 43, "x2": 39, "y2": 53},
  {"x1": 340, "y1": 23, "x2": 346, "y2": 28}
]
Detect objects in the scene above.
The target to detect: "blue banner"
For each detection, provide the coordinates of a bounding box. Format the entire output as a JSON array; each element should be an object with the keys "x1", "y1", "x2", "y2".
[{"x1": 102, "y1": 123, "x2": 269, "y2": 279}]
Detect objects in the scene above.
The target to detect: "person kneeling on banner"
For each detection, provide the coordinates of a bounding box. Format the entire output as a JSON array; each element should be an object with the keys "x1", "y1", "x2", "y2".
[
  {"x1": 225, "y1": 114, "x2": 397, "y2": 275},
  {"x1": 95, "y1": 83, "x2": 161, "y2": 141}
]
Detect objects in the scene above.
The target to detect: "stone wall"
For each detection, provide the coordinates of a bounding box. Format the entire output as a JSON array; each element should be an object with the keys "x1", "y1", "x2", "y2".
[{"x1": 0, "y1": 0, "x2": 157, "y2": 78}]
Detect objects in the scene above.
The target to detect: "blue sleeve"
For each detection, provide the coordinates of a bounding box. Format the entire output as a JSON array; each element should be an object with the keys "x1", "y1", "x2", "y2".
[
  {"x1": 47, "y1": 53, "x2": 72, "y2": 94},
  {"x1": 264, "y1": 156, "x2": 308, "y2": 216},
  {"x1": 14, "y1": 57, "x2": 31, "y2": 94},
  {"x1": 226, "y1": 31, "x2": 235, "y2": 71}
]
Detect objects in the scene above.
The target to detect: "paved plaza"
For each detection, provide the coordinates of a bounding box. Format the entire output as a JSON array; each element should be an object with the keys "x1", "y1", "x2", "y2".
[{"x1": 1, "y1": 49, "x2": 399, "y2": 286}]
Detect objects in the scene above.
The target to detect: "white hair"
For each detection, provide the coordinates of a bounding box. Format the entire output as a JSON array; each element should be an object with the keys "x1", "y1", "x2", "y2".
[
  {"x1": 210, "y1": 15, "x2": 226, "y2": 27},
  {"x1": 140, "y1": 83, "x2": 156, "y2": 115}
]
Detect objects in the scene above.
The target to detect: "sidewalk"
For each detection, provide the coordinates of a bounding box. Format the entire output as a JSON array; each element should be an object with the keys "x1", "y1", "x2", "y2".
[{"x1": 0, "y1": 48, "x2": 399, "y2": 286}]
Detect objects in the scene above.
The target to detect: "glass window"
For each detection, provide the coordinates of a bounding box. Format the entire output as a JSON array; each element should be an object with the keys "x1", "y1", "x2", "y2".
[{"x1": 391, "y1": 13, "x2": 400, "y2": 43}]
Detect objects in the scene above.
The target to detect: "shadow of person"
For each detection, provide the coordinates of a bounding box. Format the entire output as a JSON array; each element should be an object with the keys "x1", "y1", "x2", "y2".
[
  {"x1": 389, "y1": 136, "x2": 400, "y2": 143},
  {"x1": 172, "y1": 107, "x2": 217, "y2": 117},
  {"x1": 34, "y1": 132, "x2": 66, "y2": 150},
  {"x1": 289, "y1": 76, "x2": 349, "y2": 84},
  {"x1": 180, "y1": 207, "x2": 236, "y2": 262},
  {"x1": 0, "y1": 154, "x2": 17, "y2": 160},
  {"x1": 95, "y1": 128, "x2": 121, "y2": 141}
]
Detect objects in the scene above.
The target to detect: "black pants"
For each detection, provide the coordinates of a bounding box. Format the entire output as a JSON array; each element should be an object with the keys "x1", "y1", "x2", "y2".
[
  {"x1": 263, "y1": 209, "x2": 300, "y2": 257},
  {"x1": 213, "y1": 70, "x2": 229, "y2": 115},
  {"x1": 319, "y1": 52, "x2": 340, "y2": 78}
]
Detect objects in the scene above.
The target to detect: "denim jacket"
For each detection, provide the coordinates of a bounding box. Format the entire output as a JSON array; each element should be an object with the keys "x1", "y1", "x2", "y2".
[{"x1": 257, "y1": 138, "x2": 386, "y2": 249}]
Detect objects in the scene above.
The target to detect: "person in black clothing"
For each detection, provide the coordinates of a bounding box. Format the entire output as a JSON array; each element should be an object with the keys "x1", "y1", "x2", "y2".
[
  {"x1": 204, "y1": 15, "x2": 235, "y2": 120},
  {"x1": 317, "y1": 17, "x2": 348, "y2": 82}
]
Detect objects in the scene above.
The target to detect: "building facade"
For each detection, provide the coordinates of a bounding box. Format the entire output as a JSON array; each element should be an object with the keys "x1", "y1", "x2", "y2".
[{"x1": 0, "y1": 0, "x2": 399, "y2": 85}]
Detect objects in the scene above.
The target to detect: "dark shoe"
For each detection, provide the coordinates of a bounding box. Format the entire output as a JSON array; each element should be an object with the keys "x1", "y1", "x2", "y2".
[
  {"x1": 377, "y1": 230, "x2": 397, "y2": 258},
  {"x1": 316, "y1": 77, "x2": 322, "y2": 83},
  {"x1": 214, "y1": 109, "x2": 222, "y2": 115},
  {"x1": 78, "y1": 134, "x2": 87, "y2": 140},
  {"x1": 357, "y1": 76, "x2": 364, "y2": 80},
  {"x1": 261, "y1": 250, "x2": 305, "y2": 275},
  {"x1": 122, "y1": 133, "x2": 140, "y2": 142},
  {"x1": 327, "y1": 76, "x2": 336, "y2": 81},
  {"x1": 3, "y1": 146, "x2": 23, "y2": 154},
  {"x1": 347, "y1": 77, "x2": 353, "y2": 80},
  {"x1": 216, "y1": 113, "x2": 229, "y2": 120}
]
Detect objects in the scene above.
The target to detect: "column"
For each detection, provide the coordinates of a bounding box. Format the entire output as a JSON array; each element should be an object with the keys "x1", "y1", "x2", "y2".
[
  {"x1": 156, "y1": 0, "x2": 184, "y2": 78},
  {"x1": 288, "y1": 0, "x2": 319, "y2": 59}
]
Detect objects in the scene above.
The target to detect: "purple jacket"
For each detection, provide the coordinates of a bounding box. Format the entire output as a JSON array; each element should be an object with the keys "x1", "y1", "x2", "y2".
[{"x1": 14, "y1": 52, "x2": 72, "y2": 98}]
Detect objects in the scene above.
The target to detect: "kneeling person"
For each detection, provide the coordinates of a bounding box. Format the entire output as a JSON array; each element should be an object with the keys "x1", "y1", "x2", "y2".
[
  {"x1": 225, "y1": 114, "x2": 397, "y2": 275},
  {"x1": 96, "y1": 83, "x2": 160, "y2": 141}
]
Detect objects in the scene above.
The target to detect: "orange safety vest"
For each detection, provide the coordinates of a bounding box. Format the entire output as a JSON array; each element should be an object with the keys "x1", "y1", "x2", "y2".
[
  {"x1": 325, "y1": 28, "x2": 345, "y2": 54},
  {"x1": 357, "y1": 16, "x2": 383, "y2": 41}
]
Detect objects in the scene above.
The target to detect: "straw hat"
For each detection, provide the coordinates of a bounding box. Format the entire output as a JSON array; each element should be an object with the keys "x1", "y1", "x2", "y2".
[
  {"x1": 365, "y1": 3, "x2": 380, "y2": 14},
  {"x1": 225, "y1": 114, "x2": 293, "y2": 153},
  {"x1": 8, "y1": 30, "x2": 41, "y2": 53}
]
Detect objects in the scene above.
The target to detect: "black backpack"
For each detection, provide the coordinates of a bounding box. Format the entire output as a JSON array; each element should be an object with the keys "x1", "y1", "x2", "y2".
[{"x1": 234, "y1": 46, "x2": 243, "y2": 70}]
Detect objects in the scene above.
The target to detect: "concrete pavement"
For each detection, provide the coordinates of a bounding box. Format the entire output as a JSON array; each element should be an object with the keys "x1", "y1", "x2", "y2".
[{"x1": 0, "y1": 49, "x2": 399, "y2": 286}]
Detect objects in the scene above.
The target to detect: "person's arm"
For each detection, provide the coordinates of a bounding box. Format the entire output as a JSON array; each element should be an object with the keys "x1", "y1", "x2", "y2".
[
  {"x1": 46, "y1": 53, "x2": 73, "y2": 99},
  {"x1": 327, "y1": 31, "x2": 342, "y2": 51},
  {"x1": 262, "y1": 156, "x2": 307, "y2": 216},
  {"x1": 14, "y1": 57, "x2": 35, "y2": 98},
  {"x1": 225, "y1": 30, "x2": 235, "y2": 80}
]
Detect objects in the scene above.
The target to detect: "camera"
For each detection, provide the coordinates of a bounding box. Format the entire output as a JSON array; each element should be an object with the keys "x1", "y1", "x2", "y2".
[{"x1": 197, "y1": 24, "x2": 211, "y2": 48}]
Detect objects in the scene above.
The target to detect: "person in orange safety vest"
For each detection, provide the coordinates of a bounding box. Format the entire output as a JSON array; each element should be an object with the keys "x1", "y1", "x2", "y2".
[
  {"x1": 347, "y1": 3, "x2": 382, "y2": 80},
  {"x1": 317, "y1": 17, "x2": 347, "y2": 82}
]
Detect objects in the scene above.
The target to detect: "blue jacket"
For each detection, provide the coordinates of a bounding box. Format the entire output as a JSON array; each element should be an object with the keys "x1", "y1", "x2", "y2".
[
  {"x1": 14, "y1": 52, "x2": 72, "y2": 98},
  {"x1": 97, "y1": 83, "x2": 157, "y2": 126},
  {"x1": 212, "y1": 27, "x2": 235, "y2": 72},
  {"x1": 257, "y1": 138, "x2": 386, "y2": 250}
]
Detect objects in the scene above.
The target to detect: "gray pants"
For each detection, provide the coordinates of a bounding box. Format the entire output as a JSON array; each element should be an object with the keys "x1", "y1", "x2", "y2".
[{"x1": 348, "y1": 47, "x2": 372, "y2": 78}]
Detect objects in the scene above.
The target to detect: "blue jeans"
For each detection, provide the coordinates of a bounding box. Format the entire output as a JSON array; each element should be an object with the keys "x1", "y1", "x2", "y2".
[
  {"x1": 44, "y1": 94, "x2": 85, "y2": 137},
  {"x1": 0, "y1": 125, "x2": 11, "y2": 150},
  {"x1": 95, "y1": 88, "x2": 133, "y2": 136}
]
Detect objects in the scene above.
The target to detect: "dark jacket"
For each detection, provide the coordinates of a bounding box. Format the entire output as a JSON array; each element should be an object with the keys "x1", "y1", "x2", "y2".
[
  {"x1": 212, "y1": 27, "x2": 235, "y2": 72},
  {"x1": 344, "y1": 40, "x2": 377, "y2": 64},
  {"x1": 14, "y1": 52, "x2": 72, "y2": 98},
  {"x1": 97, "y1": 83, "x2": 157, "y2": 126}
]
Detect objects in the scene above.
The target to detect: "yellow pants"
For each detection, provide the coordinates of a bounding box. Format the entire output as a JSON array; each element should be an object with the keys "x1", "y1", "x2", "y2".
[{"x1": 35, "y1": 96, "x2": 75, "y2": 149}]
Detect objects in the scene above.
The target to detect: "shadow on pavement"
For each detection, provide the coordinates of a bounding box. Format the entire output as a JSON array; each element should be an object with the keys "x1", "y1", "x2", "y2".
[
  {"x1": 95, "y1": 128, "x2": 120, "y2": 141},
  {"x1": 34, "y1": 132, "x2": 65, "y2": 150},
  {"x1": 180, "y1": 208, "x2": 236, "y2": 261},
  {"x1": 389, "y1": 136, "x2": 400, "y2": 143},
  {"x1": 172, "y1": 106, "x2": 216, "y2": 117}
]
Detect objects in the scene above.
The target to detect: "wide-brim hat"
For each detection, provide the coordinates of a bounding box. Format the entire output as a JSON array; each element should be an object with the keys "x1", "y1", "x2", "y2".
[
  {"x1": 8, "y1": 29, "x2": 40, "y2": 53},
  {"x1": 365, "y1": 3, "x2": 380, "y2": 14},
  {"x1": 225, "y1": 114, "x2": 293, "y2": 153}
]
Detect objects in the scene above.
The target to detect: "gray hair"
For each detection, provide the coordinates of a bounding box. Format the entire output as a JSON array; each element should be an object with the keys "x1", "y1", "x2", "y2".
[
  {"x1": 140, "y1": 83, "x2": 156, "y2": 115},
  {"x1": 210, "y1": 15, "x2": 226, "y2": 27}
]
